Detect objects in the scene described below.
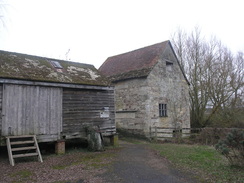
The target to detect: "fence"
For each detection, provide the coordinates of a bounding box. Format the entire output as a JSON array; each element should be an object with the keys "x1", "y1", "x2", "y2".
[
  {"x1": 149, "y1": 126, "x2": 202, "y2": 140},
  {"x1": 149, "y1": 127, "x2": 244, "y2": 142}
]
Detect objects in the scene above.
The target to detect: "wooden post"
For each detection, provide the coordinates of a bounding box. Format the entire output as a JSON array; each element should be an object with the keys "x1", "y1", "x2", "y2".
[
  {"x1": 55, "y1": 140, "x2": 65, "y2": 155},
  {"x1": 33, "y1": 135, "x2": 43, "y2": 163},
  {"x1": 110, "y1": 134, "x2": 119, "y2": 146},
  {"x1": 6, "y1": 137, "x2": 14, "y2": 166},
  {"x1": 155, "y1": 126, "x2": 157, "y2": 142},
  {"x1": 149, "y1": 126, "x2": 151, "y2": 139}
]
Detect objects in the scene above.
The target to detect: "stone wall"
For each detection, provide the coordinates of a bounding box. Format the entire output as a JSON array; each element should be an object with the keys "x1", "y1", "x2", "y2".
[
  {"x1": 114, "y1": 46, "x2": 190, "y2": 138},
  {"x1": 115, "y1": 78, "x2": 150, "y2": 137},
  {"x1": 147, "y1": 46, "x2": 190, "y2": 132}
]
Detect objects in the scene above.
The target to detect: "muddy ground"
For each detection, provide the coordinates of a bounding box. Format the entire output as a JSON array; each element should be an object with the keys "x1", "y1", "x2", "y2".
[{"x1": 0, "y1": 140, "x2": 196, "y2": 183}]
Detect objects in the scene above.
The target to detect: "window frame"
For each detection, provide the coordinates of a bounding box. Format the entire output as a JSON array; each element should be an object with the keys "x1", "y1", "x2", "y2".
[
  {"x1": 159, "y1": 103, "x2": 167, "y2": 117},
  {"x1": 50, "y1": 60, "x2": 63, "y2": 69}
]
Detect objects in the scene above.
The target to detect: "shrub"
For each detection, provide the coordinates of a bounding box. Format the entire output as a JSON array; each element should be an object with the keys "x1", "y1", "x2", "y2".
[
  {"x1": 191, "y1": 128, "x2": 230, "y2": 145},
  {"x1": 215, "y1": 129, "x2": 244, "y2": 166}
]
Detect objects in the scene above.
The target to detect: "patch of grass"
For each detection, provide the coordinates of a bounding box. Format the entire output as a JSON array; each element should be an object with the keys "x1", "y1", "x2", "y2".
[
  {"x1": 77, "y1": 152, "x2": 116, "y2": 169},
  {"x1": 150, "y1": 143, "x2": 244, "y2": 182},
  {"x1": 51, "y1": 151, "x2": 116, "y2": 170},
  {"x1": 119, "y1": 137, "x2": 147, "y2": 144},
  {"x1": 52, "y1": 165, "x2": 68, "y2": 170},
  {"x1": 88, "y1": 162, "x2": 106, "y2": 168},
  {"x1": 11, "y1": 170, "x2": 33, "y2": 183}
]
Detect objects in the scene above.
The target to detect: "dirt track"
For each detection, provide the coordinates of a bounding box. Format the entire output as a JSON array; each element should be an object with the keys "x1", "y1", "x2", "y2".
[
  {"x1": 101, "y1": 141, "x2": 196, "y2": 183},
  {"x1": 0, "y1": 140, "x2": 196, "y2": 183}
]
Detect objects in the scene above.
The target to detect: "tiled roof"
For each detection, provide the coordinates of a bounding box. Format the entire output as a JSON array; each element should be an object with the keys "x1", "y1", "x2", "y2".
[
  {"x1": 0, "y1": 50, "x2": 110, "y2": 86},
  {"x1": 99, "y1": 41, "x2": 169, "y2": 81}
]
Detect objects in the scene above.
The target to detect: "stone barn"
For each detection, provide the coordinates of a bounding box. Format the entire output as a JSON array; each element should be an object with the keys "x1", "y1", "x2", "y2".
[
  {"x1": 99, "y1": 40, "x2": 190, "y2": 138},
  {"x1": 0, "y1": 50, "x2": 115, "y2": 146}
]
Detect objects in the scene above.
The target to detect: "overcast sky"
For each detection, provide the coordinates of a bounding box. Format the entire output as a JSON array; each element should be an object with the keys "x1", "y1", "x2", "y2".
[{"x1": 0, "y1": 0, "x2": 243, "y2": 68}]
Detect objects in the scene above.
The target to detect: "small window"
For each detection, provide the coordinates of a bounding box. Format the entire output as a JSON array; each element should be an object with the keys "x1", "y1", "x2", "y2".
[
  {"x1": 166, "y1": 61, "x2": 173, "y2": 65},
  {"x1": 50, "y1": 60, "x2": 63, "y2": 69},
  {"x1": 166, "y1": 61, "x2": 173, "y2": 72},
  {"x1": 159, "y1": 104, "x2": 167, "y2": 117}
]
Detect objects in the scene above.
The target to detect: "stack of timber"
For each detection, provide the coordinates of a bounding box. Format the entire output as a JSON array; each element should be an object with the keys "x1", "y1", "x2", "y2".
[{"x1": 99, "y1": 126, "x2": 116, "y2": 136}]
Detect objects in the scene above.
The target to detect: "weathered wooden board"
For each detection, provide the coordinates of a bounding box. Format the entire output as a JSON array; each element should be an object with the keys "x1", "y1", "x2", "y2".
[
  {"x1": 62, "y1": 89, "x2": 115, "y2": 135},
  {"x1": 1, "y1": 84, "x2": 62, "y2": 136},
  {"x1": 0, "y1": 84, "x2": 2, "y2": 136}
]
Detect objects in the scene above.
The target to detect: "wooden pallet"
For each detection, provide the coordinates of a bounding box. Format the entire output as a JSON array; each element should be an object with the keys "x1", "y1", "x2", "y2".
[{"x1": 6, "y1": 135, "x2": 43, "y2": 166}]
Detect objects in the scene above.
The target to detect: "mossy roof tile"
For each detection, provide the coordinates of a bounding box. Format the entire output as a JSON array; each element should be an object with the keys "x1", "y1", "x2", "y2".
[{"x1": 0, "y1": 50, "x2": 110, "y2": 86}]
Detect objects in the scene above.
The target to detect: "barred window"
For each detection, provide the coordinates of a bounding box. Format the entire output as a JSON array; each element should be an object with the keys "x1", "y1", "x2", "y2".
[{"x1": 159, "y1": 104, "x2": 167, "y2": 117}]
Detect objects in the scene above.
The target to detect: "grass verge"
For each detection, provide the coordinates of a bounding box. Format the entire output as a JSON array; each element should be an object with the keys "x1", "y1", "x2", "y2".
[
  {"x1": 10, "y1": 170, "x2": 33, "y2": 183},
  {"x1": 150, "y1": 143, "x2": 244, "y2": 183}
]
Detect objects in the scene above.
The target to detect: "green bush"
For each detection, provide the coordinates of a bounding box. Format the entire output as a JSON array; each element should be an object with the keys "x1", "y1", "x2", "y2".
[{"x1": 215, "y1": 129, "x2": 244, "y2": 166}]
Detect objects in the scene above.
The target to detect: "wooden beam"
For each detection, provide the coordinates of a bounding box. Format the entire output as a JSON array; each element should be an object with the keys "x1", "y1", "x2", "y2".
[
  {"x1": 10, "y1": 141, "x2": 34, "y2": 145},
  {"x1": 12, "y1": 146, "x2": 37, "y2": 151},
  {"x1": 0, "y1": 79, "x2": 114, "y2": 90},
  {"x1": 13, "y1": 153, "x2": 38, "y2": 158},
  {"x1": 6, "y1": 137, "x2": 14, "y2": 166}
]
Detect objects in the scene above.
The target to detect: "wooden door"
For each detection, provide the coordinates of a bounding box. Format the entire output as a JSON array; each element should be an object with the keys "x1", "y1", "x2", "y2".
[{"x1": 2, "y1": 84, "x2": 62, "y2": 136}]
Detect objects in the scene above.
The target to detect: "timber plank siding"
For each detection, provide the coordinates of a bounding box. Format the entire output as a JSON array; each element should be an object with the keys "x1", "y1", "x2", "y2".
[
  {"x1": 62, "y1": 88, "x2": 115, "y2": 136},
  {"x1": 0, "y1": 50, "x2": 116, "y2": 146},
  {"x1": 1, "y1": 84, "x2": 62, "y2": 138},
  {"x1": 0, "y1": 84, "x2": 2, "y2": 136}
]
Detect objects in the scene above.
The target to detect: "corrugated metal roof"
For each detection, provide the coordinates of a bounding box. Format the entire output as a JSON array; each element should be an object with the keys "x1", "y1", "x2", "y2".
[
  {"x1": 0, "y1": 50, "x2": 110, "y2": 86},
  {"x1": 99, "y1": 41, "x2": 169, "y2": 81}
]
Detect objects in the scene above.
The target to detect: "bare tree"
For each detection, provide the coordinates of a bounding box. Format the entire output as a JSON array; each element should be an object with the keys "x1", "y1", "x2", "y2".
[
  {"x1": 0, "y1": 0, "x2": 7, "y2": 28},
  {"x1": 172, "y1": 27, "x2": 244, "y2": 127}
]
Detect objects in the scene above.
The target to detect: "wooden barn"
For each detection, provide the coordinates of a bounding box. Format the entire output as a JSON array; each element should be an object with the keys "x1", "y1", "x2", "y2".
[{"x1": 0, "y1": 50, "x2": 115, "y2": 146}]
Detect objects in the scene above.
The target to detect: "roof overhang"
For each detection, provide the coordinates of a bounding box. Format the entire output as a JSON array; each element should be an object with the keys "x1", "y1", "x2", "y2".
[{"x1": 0, "y1": 78, "x2": 114, "y2": 90}]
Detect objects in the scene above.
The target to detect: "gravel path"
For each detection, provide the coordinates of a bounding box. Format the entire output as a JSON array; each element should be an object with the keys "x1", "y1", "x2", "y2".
[
  {"x1": 101, "y1": 141, "x2": 196, "y2": 183},
  {"x1": 0, "y1": 140, "x2": 197, "y2": 183}
]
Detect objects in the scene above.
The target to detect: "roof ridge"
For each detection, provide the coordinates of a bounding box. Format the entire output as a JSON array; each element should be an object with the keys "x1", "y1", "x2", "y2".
[
  {"x1": 107, "y1": 40, "x2": 169, "y2": 59},
  {"x1": 0, "y1": 50, "x2": 93, "y2": 67},
  {"x1": 99, "y1": 40, "x2": 170, "y2": 79}
]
